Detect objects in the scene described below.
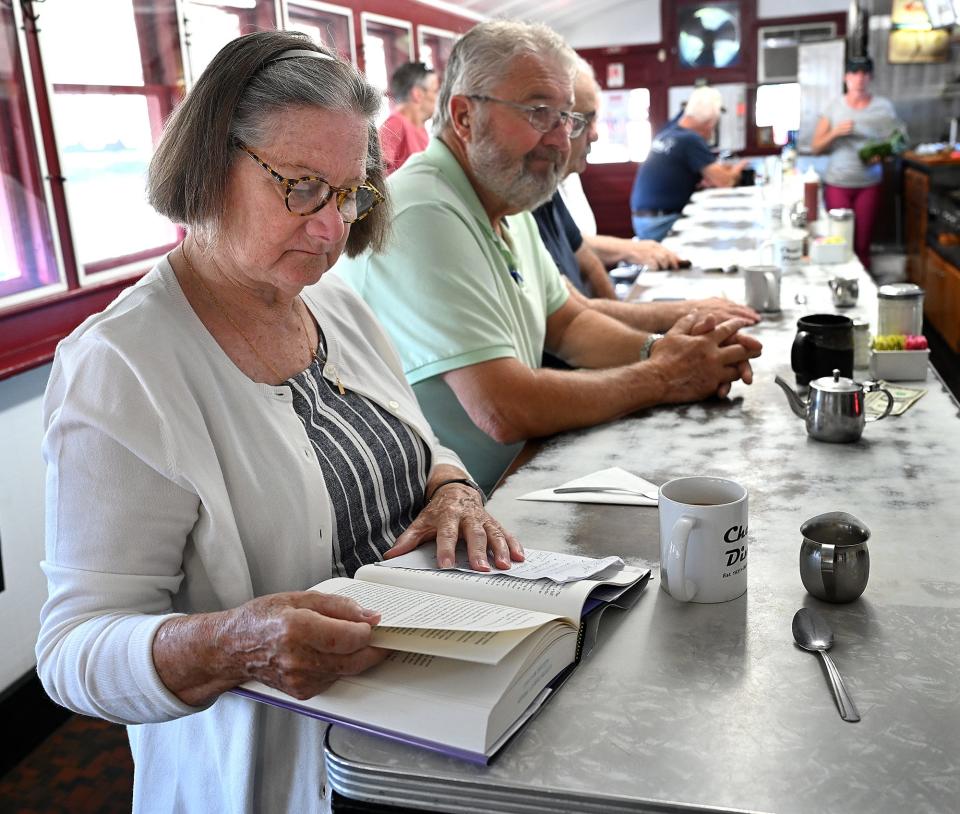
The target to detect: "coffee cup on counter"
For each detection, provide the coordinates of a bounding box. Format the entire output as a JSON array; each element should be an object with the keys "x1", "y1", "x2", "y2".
[
  {"x1": 791, "y1": 313, "x2": 854, "y2": 387},
  {"x1": 762, "y1": 228, "x2": 806, "y2": 270},
  {"x1": 744, "y1": 265, "x2": 781, "y2": 313},
  {"x1": 658, "y1": 477, "x2": 748, "y2": 604}
]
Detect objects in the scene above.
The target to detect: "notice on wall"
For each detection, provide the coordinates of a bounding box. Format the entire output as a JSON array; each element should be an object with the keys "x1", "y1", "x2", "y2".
[{"x1": 606, "y1": 62, "x2": 625, "y2": 88}]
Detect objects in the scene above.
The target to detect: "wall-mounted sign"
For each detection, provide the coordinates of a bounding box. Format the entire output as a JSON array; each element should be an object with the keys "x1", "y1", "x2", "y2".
[
  {"x1": 888, "y1": 27, "x2": 951, "y2": 63},
  {"x1": 607, "y1": 62, "x2": 625, "y2": 88},
  {"x1": 891, "y1": 0, "x2": 933, "y2": 28}
]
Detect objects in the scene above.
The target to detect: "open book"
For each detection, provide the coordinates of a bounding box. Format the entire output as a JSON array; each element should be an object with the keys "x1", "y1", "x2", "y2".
[{"x1": 233, "y1": 550, "x2": 650, "y2": 763}]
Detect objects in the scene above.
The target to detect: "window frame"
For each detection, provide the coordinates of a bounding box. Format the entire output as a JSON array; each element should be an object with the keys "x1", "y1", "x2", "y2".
[
  {"x1": 46, "y1": 81, "x2": 183, "y2": 288},
  {"x1": 1, "y1": 0, "x2": 470, "y2": 380},
  {"x1": 0, "y1": 0, "x2": 186, "y2": 380},
  {"x1": 282, "y1": 0, "x2": 357, "y2": 65},
  {"x1": 359, "y1": 11, "x2": 415, "y2": 91},
  {"x1": 2, "y1": 0, "x2": 70, "y2": 312},
  {"x1": 416, "y1": 24, "x2": 457, "y2": 74},
  {"x1": 181, "y1": 0, "x2": 281, "y2": 88}
]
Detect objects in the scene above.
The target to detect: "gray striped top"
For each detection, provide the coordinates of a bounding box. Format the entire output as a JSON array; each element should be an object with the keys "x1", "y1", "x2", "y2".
[{"x1": 288, "y1": 335, "x2": 431, "y2": 577}]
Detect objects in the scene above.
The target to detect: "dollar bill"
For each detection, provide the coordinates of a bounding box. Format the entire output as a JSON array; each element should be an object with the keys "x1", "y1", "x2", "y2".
[{"x1": 865, "y1": 382, "x2": 926, "y2": 418}]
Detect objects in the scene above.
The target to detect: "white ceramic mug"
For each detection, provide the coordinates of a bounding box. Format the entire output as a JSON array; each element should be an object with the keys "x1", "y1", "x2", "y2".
[
  {"x1": 744, "y1": 265, "x2": 781, "y2": 313},
  {"x1": 658, "y1": 477, "x2": 748, "y2": 603},
  {"x1": 763, "y1": 229, "x2": 805, "y2": 269}
]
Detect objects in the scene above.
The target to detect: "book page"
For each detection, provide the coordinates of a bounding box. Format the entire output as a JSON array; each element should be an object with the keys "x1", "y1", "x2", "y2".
[
  {"x1": 376, "y1": 546, "x2": 624, "y2": 583},
  {"x1": 356, "y1": 560, "x2": 649, "y2": 621},
  {"x1": 315, "y1": 578, "x2": 563, "y2": 663}
]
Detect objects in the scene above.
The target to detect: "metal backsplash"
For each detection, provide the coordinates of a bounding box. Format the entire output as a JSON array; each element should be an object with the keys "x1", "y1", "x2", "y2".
[{"x1": 858, "y1": 0, "x2": 960, "y2": 144}]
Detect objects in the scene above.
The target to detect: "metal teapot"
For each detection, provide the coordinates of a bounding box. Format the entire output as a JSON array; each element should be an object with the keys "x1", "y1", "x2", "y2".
[{"x1": 774, "y1": 370, "x2": 894, "y2": 443}]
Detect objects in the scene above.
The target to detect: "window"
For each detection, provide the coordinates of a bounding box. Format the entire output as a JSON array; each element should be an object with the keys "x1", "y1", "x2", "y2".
[
  {"x1": 361, "y1": 13, "x2": 414, "y2": 122},
  {"x1": 1, "y1": 0, "x2": 447, "y2": 376},
  {"x1": 285, "y1": 1, "x2": 356, "y2": 64},
  {"x1": 755, "y1": 83, "x2": 801, "y2": 146},
  {"x1": 589, "y1": 89, "x2": 652, "y2": 164},
  {"x1": 0, "y1": 3, "x2": 61, "y2": 306},
  {"x1": 1, "y1": 0, "x2": 186, "y2": 375},
  {"x1": 417, "y1": 26, "x2": 458, "y2": 79},
  {"x1": 756, "y1": 22, "x2": 837, "y2": 84},
  {"x1": 39, "y1": 0, "x2": 184, "y2": 281},
  {"x1": 183, "y1": 0, "x2": 277, "y2": 84}
]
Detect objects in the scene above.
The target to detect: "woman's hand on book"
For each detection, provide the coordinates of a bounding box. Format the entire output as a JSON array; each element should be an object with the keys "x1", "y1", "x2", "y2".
[
  {"x1": 228, "y1": 592, "x2": 387, "y2": 700},
  {"x1": 386, "y1": 487, "x2": 524, "y2": 572},
  {"x1": 152, "y1": 591, "x2": 387, "y2": 705}
]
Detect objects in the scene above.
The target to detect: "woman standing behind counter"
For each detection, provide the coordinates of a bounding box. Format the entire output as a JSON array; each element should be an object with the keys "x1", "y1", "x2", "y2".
[
  {"x1": 811, "y1": 55, "x2": 903, "y2": 270},
  {"x1": 36, "y1": 31, "x2": 521, "y2": 814}
]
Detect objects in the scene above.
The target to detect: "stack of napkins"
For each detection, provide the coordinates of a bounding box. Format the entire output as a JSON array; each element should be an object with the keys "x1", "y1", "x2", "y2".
[{"x1": 517, "y1": 467, "x2": 658, "y2": 507}]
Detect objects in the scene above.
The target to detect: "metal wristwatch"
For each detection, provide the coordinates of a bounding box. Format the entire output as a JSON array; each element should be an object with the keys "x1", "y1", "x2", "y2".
[
  {"x1": 640, "y1": 333, "x2": 664, "y2": 361},
  {"x1": 428, "y1": 477, "x2": 486, "y2": 504}
]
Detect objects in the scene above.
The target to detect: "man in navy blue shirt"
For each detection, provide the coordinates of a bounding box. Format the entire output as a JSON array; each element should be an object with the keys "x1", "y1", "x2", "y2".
[
  {"x1": 532, "y1": 187, "x2": 599, "y2": 297},
  {"x1": 533, "y1": 62, "x2": 759, "y2": 333},
  {"x1": 630, "y1": 86, "x2": 746, "y2": 241}
]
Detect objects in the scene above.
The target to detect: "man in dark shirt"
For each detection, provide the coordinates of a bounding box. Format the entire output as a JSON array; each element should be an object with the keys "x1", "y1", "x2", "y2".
[
  {"x1": 630, "y1": 86, "x2": 746, "y2": 241},
  {"x1": 532, "y1": 188, "x2": 595, "y2": 296},
  {"x1": 533, "y1": 62, "x2": 759, "y2": 333}
]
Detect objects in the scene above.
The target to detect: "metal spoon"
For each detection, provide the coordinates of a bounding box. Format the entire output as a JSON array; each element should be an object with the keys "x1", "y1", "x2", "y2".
[
  {"x1": 552, "y1": 486, "x2": 658, "y2": 500},
  {"x1": 791, "y1": 608, "x2": 861, "y2": 722}
]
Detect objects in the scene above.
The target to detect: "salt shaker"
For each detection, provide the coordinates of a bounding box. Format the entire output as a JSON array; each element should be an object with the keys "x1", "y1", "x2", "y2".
[{"x1": 852, "y1": 319, "x2": 870, "y2": 368}]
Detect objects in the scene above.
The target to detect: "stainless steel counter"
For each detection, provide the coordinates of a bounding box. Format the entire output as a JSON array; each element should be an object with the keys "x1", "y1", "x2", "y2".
[{"x1": 325, "y1": 189, "x2": 960, "y2": 814}]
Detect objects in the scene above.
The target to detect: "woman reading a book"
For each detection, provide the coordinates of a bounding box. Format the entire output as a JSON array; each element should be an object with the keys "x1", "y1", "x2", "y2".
[
  {"x1": 811, "y1": 55, "x2": 903, "y2": 270},
  {"x1": 36, "y1": 31, "x2": 521, "y2": 814}
]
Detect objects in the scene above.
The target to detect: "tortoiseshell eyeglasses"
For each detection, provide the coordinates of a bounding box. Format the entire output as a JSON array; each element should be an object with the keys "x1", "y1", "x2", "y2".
[{"x1": 240, "y1": 145, "x2": 384, "y2": 223}]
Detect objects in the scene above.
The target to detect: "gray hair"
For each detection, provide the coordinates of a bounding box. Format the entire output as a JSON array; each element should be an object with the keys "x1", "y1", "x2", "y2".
[
  {"x1": 148, "y1": 30, "x2": 389, "y2": 256},
  {"x1": 574, "y1": 55, "x2": 595, "y2": 82},
  {"x1": 682, "y1": 86, "x2": 723, "y2": 124},
  {"x1": 432, "y1": 20, "x2": 578, "y2": 136}
]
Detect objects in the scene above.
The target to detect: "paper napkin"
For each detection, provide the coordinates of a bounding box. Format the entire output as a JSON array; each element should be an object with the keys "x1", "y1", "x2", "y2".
[{"x1": 517, "y1": 466, "x2": 658, "y2": 506}]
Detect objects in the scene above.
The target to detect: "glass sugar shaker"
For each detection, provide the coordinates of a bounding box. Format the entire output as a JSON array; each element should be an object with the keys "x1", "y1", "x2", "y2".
[
  {"x1": 877, "y1": 283, "x2": 924, "y2": 336},
  {"x1": 827, "y1": 208, "x2": 855, "y2": 261}
]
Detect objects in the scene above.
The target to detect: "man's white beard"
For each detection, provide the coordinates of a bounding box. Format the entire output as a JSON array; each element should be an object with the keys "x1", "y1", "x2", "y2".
[{"x1": 468, "y1": 130, "x2": 564, "y2": 211}]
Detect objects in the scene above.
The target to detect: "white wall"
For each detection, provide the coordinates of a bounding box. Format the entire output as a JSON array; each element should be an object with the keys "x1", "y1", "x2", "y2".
[
  {"x1": 759, "y1": 0, "x2": 849, "y2": 17},
  {"x1": 560, "y1": 1, "x2": 660, "y2": 49},
  {"x1": 0, "y1": 364, "x2": 51, "y2": 692}
]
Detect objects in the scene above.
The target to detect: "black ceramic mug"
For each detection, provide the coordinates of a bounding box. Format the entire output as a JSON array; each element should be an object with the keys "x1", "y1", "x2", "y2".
[{"x1": 791, "y1": 314, "x2": 854, "y2": 387}]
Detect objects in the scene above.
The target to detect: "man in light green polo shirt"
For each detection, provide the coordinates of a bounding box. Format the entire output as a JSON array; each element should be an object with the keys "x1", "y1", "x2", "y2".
[
  {"x1": 334, "y1": 20, "x2": 761, "y2": 494},
  {"x1": 335, "y1": 136, "x2": 569, "y2": 490}
]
